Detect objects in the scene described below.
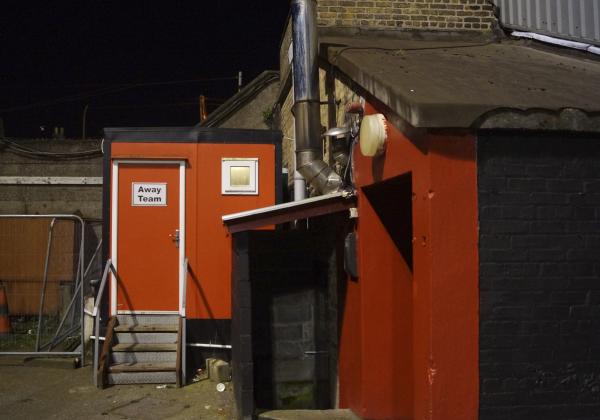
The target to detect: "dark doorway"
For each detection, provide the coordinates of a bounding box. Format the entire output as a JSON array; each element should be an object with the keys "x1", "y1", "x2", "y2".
[
  {"x1": 246, "y1": 216, "x2": 343, "y2": 411},
  {"x1": 232, "y1": 214, "x2": 347, "y2": 414}
]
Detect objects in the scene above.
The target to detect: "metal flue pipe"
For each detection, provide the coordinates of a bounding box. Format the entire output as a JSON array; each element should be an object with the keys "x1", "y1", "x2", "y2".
[{"x1": 291, "y1": 0, "x2": 342, "y2": 194}]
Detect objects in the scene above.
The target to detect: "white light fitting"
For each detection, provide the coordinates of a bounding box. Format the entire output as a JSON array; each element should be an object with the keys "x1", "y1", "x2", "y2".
[{"x1": 359, "y1": 113, "x2": 388, "y2": 157}]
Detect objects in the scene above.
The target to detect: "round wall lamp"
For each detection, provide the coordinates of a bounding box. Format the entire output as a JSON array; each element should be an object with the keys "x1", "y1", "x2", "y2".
[{"x1": 359, "y1": 113, "x2": 388, "y2": 157}]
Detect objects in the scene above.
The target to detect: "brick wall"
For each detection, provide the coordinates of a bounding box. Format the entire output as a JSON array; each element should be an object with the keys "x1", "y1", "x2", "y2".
[
  {"x1": 317, "y1": 0, "x2": 497, "y2": 31},
  {"x1": 478, "y1": 132, "x2": 600, "y2": 419},
  {"x1": 278, "y1": 70, "x2": 361, "y2": 190}
]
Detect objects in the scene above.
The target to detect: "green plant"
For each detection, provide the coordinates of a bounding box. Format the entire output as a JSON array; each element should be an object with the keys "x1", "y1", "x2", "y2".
[{"x1": 262, "y1": 107, "x2": 274, "y2": 127}]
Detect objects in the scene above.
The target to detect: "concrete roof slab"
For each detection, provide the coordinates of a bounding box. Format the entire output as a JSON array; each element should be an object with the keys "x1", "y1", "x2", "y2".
[{"x1": 322, "y1": 33, "x2": 600, "y2": 131}]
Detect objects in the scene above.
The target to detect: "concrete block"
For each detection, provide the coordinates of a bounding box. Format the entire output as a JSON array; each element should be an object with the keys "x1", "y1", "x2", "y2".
[
  {"x1": 207, "y1": 358, "x2": 231, "y2": 382},
  {"x1": 273, "y1": 359, "x2": 315, "y2": 383},
  {"x1": 205, "y1": 357, "x2": 217, "y2": 373}
]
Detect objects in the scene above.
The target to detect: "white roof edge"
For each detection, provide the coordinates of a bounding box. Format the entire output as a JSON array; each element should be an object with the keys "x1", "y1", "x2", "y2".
[{"x1": 222, "y1": 191, "x2": 352, "y2": 222}]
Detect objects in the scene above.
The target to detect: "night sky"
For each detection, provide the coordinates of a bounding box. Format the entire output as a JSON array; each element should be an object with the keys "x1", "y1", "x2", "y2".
[{"x1": 0, "y1": 2, "x2": 290, "y2": 138}]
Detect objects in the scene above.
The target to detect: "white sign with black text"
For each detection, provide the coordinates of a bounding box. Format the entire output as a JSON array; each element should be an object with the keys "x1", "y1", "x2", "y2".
[{"x1": 132, "y1": 182, "x2": 167, "y2": 206}]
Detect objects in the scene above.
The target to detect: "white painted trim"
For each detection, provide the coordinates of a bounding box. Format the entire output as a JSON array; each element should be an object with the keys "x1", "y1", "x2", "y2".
[
  {"x1": 116, "y1": 159, "x2": 185, "y2": 164},
  {"x1": 0, "y1": 176, "x2": 103, "y2": 185},
  {"x1": 179, "y1": 162, "x2": 186, "y2": 316},
  {"x1": 111, "y1": 159, "x2": 186, "y2": 316},
  {"x1": 222, "y1": 191, "x2": 350, "y2": 222},
  {"x1": 110, "y1": 161, "x2": 119, "y2": 315},
  {"x1": 116, "y1": 310, "x2": 180, "y2": 315}
]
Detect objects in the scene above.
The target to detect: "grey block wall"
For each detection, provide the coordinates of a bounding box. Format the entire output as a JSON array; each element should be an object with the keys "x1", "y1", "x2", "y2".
[
  {"x1": 478, "y1": 132, "x2": 600, "y2": 419},
  {"x1": 0, "y1": 139, "x2": 104, "y2": 280},
  {"x1": 0, "y1": 139, "x2": 103, "y2": 220},
  {"x1": 246, "y1": 216, "x2": 342, "y2": 411},
  {"x1": 232, "y1": 222, "x2": 340, "y2": 418}
]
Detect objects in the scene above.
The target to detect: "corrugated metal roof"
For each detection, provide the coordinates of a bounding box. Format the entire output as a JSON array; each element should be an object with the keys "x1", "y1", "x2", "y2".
[{"x1": 492, "y1": 0, "x2": 600, "y2": 46}]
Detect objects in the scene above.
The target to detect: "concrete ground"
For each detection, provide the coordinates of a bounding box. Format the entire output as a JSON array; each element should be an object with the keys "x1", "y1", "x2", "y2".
[
  {"x1": 0, "y1": 357, "x2": 232, "y2": 419},
  {"x1": 258, "y1": 410, "x2": 360, "y2": 420}
]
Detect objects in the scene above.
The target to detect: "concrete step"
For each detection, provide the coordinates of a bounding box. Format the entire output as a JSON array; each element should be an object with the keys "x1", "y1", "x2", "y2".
[
  {"x1": 108, "y1": 371, "x2": 177, "y2": 385},
  {"x1": 115, "y1": 331, "x2": 178, "y2": 344},
  {"x1": 109, "y1": 362, "x2": 175, "y2": 373},
  {"x1": 114, "y1": 324, "x2": 178, "y2": 333},
  {"x1": 116, "y1": 314, "x2": 179, "y2": 326},
  {"x1": 258, "y1": 410, "x2": 360, "y2": 420},
  {"x1": 112, "y1": 343, "x2": 177, "y2": 352},
  {"x1": 111, "y1": 351, "x2": 177, "y2": 364}
]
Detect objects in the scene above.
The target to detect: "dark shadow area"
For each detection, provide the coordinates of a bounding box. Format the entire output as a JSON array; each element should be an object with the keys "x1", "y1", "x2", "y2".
[
  {"x1": 186, "y1": 266, "x2": 230, "y2": 375},
  {"x1": 247, "y1": 215, "x2": 343, "y2": 411},
  {"x1": 362, "y1": 172, "x2": 413, "y2": 270}
]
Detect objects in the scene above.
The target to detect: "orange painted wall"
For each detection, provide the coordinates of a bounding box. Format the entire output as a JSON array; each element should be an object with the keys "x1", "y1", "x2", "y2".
[
  {"x1": 110, "y1": 141, "x2": 276, "y2": 319},
  {"x1": 339, "y1": 103, "x2": 479, "y2": 419}
]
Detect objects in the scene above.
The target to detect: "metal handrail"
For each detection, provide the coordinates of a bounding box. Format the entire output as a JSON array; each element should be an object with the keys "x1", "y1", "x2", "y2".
[
  {"x1": 92, "y1": 258, "x2": 114, "y2": 387},
  {"x1": 182, "y1": 258, "x2": 188, "y2": 317},
  {"x1": 91, "y1": 257, "x2": 188, "y2": 386},
  {"x1": 0, "y1": 214, "x2": 86, "y2": 365},
  {"x1": 181, "y1": 257, "x2": 188, "y2": 386}
]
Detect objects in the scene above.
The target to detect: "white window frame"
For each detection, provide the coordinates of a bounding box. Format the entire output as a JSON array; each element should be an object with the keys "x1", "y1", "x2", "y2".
[{"x1": 221, "y1": 158, "x2": 259, "y2": 195}]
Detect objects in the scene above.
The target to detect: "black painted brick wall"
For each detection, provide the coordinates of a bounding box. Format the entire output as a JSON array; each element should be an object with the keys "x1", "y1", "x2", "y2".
[
  {"x1": 232, "y1": 232, "x2": 253, "y2": 420},
  {"x1": 478, "y1": 132, "x2": 600, "y2": 419}
]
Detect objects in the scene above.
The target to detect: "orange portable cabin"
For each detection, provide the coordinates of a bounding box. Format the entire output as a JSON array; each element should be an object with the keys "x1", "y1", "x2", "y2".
[{"x1": 101, "y1": 126, "x2": 281, "y2": 379}]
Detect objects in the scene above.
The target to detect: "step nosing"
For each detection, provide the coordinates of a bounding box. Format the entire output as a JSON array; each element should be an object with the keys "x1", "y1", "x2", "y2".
[
  {"x1": 112, "y1": 343, "x2": 177, "y2": 352},
  {"x1": 109, "y1": 362, "x2": 176, "y2": 373},
  {"x1": 114, "y1": 324, "x2": 179, "y2": 332}
]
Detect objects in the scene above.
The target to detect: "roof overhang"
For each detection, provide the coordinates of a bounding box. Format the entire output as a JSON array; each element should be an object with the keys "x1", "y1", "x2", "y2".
[
  {"x1": 222, "y1": 191, "x2": 357, "y2": 234},
  {"x1": 319, "y1": 29, "x2": 600, "y2": 132}
]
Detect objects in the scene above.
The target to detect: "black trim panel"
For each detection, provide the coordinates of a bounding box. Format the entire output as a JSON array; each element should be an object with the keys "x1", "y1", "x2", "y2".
[
  {"x1": 231, "y1": 232, "x2": 253, "y2": 419},
  {"x1": 186, "y1": 318, "x2": 232, "y2": 345},
  {"x1": 104, "y1": 126, "x2": 282, "y2": 144},
  {"x1": 101, "y1": 139, "x2": 111, "y2": 267}
]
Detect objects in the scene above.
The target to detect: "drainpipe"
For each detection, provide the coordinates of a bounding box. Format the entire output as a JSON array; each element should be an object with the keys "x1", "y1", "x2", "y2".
[{"x1": 291, "y1": 0, "x2": 342, "y2": 195}]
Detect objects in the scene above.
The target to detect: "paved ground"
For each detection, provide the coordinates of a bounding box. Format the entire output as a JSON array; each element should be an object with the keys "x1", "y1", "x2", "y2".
[
  {"x1": 0, "y1": 357, "x2": 232, "y2": 419},
  {"x1": 258, "y1": 410, "x2": 360, "y2": 420}
]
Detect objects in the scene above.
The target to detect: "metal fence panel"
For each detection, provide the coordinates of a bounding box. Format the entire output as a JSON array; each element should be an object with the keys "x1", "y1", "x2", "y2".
[{"x1": 0, "y1": 215, "x2": 99, "y2": 366}]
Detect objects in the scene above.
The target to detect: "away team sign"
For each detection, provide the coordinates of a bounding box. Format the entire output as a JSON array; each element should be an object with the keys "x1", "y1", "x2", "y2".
[{"x1": 132, "y1": 182, "x2": 167, "y2": 206}]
